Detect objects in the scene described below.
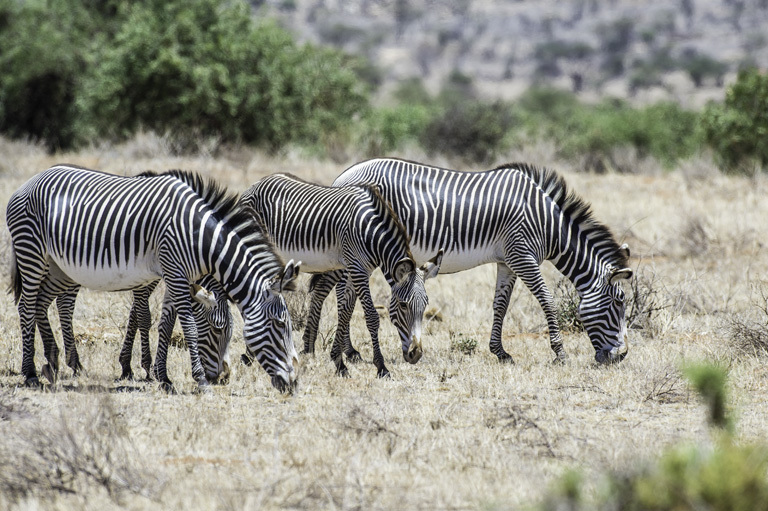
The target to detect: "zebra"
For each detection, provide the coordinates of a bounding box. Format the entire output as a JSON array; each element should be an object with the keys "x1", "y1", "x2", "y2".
[
  {"x1": 239, "y1": 173, "x2": 442, "y2": 378},
  {"x1": 7, "y1": 165, "x2": 300, "y2": 392},
  {"x1": 304, "y1": 158, "x2": 633, "y2": 365},
  {"x1": 32, "y1": 274, "x2": 232, "y2": 384}
]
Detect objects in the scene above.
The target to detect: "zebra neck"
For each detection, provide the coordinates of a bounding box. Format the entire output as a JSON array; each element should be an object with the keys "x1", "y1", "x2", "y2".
[{"x1": 550, "y1": 236, "x2": 606, "y2": 296}]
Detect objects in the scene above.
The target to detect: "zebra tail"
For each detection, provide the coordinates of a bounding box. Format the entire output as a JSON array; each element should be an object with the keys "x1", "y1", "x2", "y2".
[{"x1": 7, "y1": 245, "x2": 21, "y2": 304}]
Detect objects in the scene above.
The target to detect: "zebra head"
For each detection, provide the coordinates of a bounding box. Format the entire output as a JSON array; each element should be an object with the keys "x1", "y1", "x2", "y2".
[
  {"x1": 191, "y1": 276, "x2": 234, "y2": 384},
  {"x1": 578, "y1": 265, "x2": 633, "y2": 364},
  {"x1": 388, "y1": 250, "x2": 443, "y2": 364},
  {"x1": 241, "y1": 260, "x2": 301, "y2": 393}
]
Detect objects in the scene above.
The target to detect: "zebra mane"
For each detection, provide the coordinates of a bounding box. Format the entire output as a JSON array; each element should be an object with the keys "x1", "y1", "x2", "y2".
[
  {"x1": 140, "y1": 169, "x2": 285, "y2": 274},
  {"x1": 501, "y1": 163, "x2": 629, "y2": 269},
  {"x1": 276, "y1": 173, "x2": 415, "y2": 262},
  {"x1": 361, "y1": 183, "x2": 415, "y2": 262}
]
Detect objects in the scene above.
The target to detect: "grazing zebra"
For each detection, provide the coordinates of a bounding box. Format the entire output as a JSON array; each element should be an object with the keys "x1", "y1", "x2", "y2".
[
  {"x1": 7, "y1": 165, "x2": 300, "y2": 391},
  {"x1": 239, "y1": 173, "x2": 442, "y2": 378},
  {"x1": 33, "y1": 274, "x2": 232, "y2": 383},
  {"x1": 305, "y1": 158, "x2": 633, "y2": 365}
]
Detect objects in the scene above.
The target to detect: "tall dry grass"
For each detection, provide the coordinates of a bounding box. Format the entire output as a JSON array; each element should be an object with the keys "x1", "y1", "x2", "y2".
[{"x1": 1, "y1": 135, "x2": 767, "y2": 510}]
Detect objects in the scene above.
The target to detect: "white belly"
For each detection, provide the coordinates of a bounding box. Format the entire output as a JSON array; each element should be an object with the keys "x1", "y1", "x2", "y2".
[
  {"x1": 276, "y1": 247, "x2": 343, "y2": 274},
  {"x1": 50, "y1": 255, "x2": 160, "y2": 291},
  {"x1": 412, "y1": 244, "x2": 502, "y2": 274}
]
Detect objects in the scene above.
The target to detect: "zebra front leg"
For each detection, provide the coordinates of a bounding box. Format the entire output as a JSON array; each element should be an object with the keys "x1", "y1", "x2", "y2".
[
  {"x1": 510, "y1": 257, "x2": 567, "y2": 363},
  {"x1": 350, "y1": 272, "x2": 389, "y2": 378},
  {"x1": 136, "y1": 283, "x2": 157, "y2": 379},
  {"x1": 117, "y1": 305, "x2": 140, "y2": 381},
  {"x1": 330, "y1": 276, "x2": 357, "y2": 377},
  {"x1": 336, "y1": 276, "x2": 363, "y2": 363},
  {"x1": 490, "y1": 263, "x2": 517, "y2": 363},
  {"x1": 153, "y1": 298, "x2": 177, "y2": 392},
  {"x1": 303, "y1": 270, "x2": 345, "y2": 356}
]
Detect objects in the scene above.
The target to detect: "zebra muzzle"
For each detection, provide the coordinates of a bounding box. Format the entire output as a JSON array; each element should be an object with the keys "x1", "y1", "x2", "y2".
[{"x1": 404, "y1": 338, "x2": 423, "y2": 364}]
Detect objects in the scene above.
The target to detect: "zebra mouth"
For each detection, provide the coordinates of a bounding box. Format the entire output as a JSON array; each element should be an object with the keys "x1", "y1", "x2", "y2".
[
  {"x1": 404, "y1": 338, "x2": 423, "y2": 364},
  {"x1": 595, "y1": 338, "x2": 630, "y2": 364},
  {"x1": 271, "y1": 374, "x2": 297, "y2": 394}
]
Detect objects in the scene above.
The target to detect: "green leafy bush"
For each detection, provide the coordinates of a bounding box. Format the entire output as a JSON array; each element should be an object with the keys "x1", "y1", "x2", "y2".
[
  {"x1": 0, "y1": 0, "x2": 369, "y2": 153},
  {"x1": 359, "y1": 104, "x2": 431, "y2": 156},
  {"x1": 539, "y1": 364, "x2": 768, "y2": 511},
  {"x1": 420, "y1": 100, "x2": 514, "y2": 165},
  {"x1": 702, "y1": 67, "x2": 768, "y2": 173},
  {"x1": 78, "y1": 0, "x2": 368, "y2": 151},
  {"x1": 0, "y1": 0, "x2": 94, "y2": 150}
]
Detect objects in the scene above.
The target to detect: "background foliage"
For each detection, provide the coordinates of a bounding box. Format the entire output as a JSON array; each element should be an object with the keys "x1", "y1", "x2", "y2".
[{"x1": 0, "y1": 0, "x2": 766, "y2": 172}]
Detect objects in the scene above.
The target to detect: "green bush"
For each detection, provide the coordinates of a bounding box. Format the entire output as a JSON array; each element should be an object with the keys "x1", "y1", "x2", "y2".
[
  {"x1": 0, "y1": 0, "x2": 369, "y2": 153},
  {"x1": 540, "y1": 363, "x2": 768, "y2": 511},
  {"x1": 359, "y1": 104, "x2": 431, "y2": 156},
  {"x1": 513, "y1": 88, "x2": 702, "y2": 171},
  {"x1": 702, "y1": 67, "x2": 768, "y2": 173},
  {"x1": 421, "y1": 100, "x2": 514, "y2": 165},
  {"x1": 0, "y1": 0, "x2": 94, "y2": 150},
  {"x1": 78, "y1": 0, "x2": 368, "y2": 151}
]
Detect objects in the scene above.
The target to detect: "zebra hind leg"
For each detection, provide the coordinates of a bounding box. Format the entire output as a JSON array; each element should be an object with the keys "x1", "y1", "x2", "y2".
[
  {"x1": 303, "y1": 270, "x2": 345, "y2": 356},
  {"x1": 330, "y1": 277, "x2": 358, "y2": 377},
  {"x1": 56, "y1": 288, "x2": 84, "y2": 377},
  {"x1": 490, "y1": 263, "x2": 517, "y2": 364}
]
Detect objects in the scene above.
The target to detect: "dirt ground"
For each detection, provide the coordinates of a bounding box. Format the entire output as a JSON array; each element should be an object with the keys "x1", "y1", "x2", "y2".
[{"x1": 1, "y1": 137, "x2": 766, "y2": 510}]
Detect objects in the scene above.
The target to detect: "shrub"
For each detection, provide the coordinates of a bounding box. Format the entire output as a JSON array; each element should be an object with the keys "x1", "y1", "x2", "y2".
[
  {"x1": 539, "y1": 364, "x2": 768, "y2": 511},
  {"x1": 78, "y1": 0, "x2": 368, "y2": 152},
  {"x1": 450, "y1": 333, "x2": 478, "y2": 355},
  {"x1": 360, "y1": 104, "x2": 432, "y2": 156},
  {"x1": 0, "y1": 0, "x2": 93, "y2": 150},
  {"x1": 421, "y1": 100, "x2": 514, "y2": 165},
  {"x1": 702, "y1": 67, "x2": 768, "y2": 173}
]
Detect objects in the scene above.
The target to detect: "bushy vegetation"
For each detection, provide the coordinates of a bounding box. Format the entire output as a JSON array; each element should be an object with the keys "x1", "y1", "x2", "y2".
[
  {"x1": 540, "y1": 364, "x2": 768, "y2": 511},
  {"x1": 702, "y1": 67, "x2": 768, "y2": 174},
  {"x1": 0, "y1": 0, "x2": 765, "y2": 172},
  {"x1": 0, "y1": 0, "x2": 368, "y2": 152}
]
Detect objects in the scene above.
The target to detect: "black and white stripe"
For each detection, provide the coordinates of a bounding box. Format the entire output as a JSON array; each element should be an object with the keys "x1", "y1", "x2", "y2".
[
  {"x1": 306, "y1": 158, "x2": 633, "y2": 364},
  {"x1": 7, "y1": 165, "x2": 299, "y2": 391},
  {"x1": 240, "y1": 173, "x2": 442, "y2": 378}
]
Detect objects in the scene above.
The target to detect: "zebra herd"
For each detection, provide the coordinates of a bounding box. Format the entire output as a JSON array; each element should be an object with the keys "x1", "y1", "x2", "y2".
[{"x1": 5, "y1": 158, "x2": 632, "y2": 393}]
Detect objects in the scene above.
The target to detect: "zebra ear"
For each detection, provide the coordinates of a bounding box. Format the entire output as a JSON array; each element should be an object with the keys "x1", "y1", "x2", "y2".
[
  {"x1": 421, "y1": 249, "x2": 444, "y2": 280},
  {"x1": 191, "y1": 283, "x2": 217, "y2": 309},
  {"x1": 609, "y1": 267, "x2": 633, "y2": 285},
  {"x1": 272, "y1": 259, "x2": 301, "y2": 293},
  {"x1": 619, "y1": 243, "x2": 631, "y2": 260},
  {"x1": 394, "y1": 258, "x2": 415, "y2": 282}
]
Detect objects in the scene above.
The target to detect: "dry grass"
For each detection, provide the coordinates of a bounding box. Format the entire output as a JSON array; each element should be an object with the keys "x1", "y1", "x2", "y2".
[{"x1": 1, "y1": 137, "x2": 768, "y2": 510}]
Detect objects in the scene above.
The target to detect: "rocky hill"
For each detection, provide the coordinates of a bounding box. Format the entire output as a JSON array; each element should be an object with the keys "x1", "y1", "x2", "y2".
[{"x1": 256, "y1": 0, "x2": 768, "y2": 107}]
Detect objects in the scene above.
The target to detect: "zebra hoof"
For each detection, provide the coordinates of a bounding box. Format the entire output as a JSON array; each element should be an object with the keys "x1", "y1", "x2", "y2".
[
  {"x1": 299, "y1": 349, "x2": 315, "y2": 358},
  {"x1": 552, "y1": 355, "x2": 568, "y2": 365},
  {"x1": 376, "y1": 368, "x2": 391, "y2": 379},
  {"x1": 345, "y1": 350, "x2": 363, "y2": 363},
  {"x1": 158, "y1": 379, "x2": 176, "y2": 394},
  {"x1": 497, "y1": 353, "x2": 515, "y2": 364},
  {"x1": 336, "y1": 366, "x2": 350, "y2": 378},
  {"x1": 24, "y1": 376, "x2": 41, "y2": 388},
  {"x1": 116, "y1": 370, "x2": 134, "y2": 382},
  {"x1": 41, "y1": 364, "x2": 56, "y2": 385}
]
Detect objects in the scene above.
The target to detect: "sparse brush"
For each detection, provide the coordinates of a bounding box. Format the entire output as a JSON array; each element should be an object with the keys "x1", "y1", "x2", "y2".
[
  {"x1": 727, "y1": 287, "x2": 768, "y2": 357},
  {"x1": 554, "y1": 278, "x2": 584, "y2": 333},
  {"x1": 0, "y1": 395, "x2": 163, "y2": 504},
  {"x1": 449, "y1": 332, "x2": 478, "y2": 355},
  {"x1": 284, "y1": 284, "x2": 310, "y2": 331},
  {"x1": 625, "y1": 264, "x2": 667, "y2": 335},
  {"x1": 643, "y1": 367, "x2": 687, "y2": 404}
]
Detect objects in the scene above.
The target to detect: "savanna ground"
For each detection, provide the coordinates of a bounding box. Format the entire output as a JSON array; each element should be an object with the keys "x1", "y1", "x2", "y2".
[{"x1": 0, "y1": 135, "x2": 767, "y2": 510}]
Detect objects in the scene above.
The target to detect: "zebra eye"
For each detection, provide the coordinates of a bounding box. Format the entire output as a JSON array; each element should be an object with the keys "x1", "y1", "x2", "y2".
[{"x1": 272, "y1": 318, "x2": 286, "y2": 330}]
